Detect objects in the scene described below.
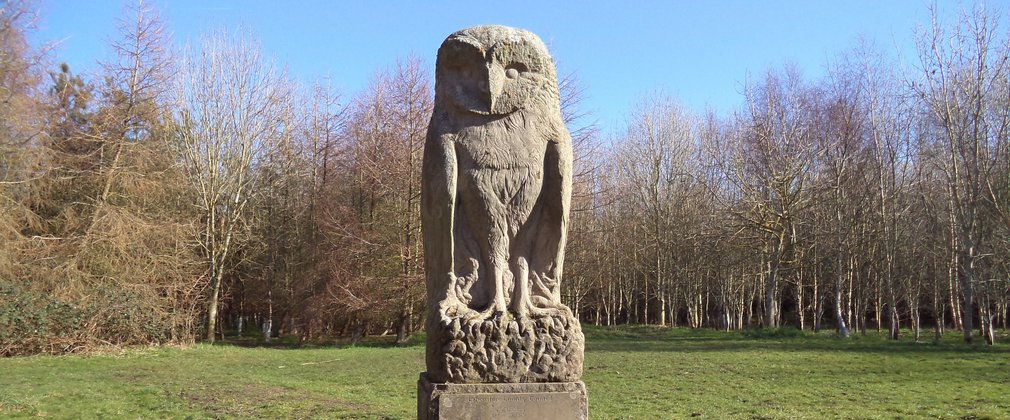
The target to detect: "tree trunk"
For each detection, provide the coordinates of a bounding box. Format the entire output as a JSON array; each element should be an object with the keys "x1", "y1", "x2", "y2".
[
  {"x1": 263, "y1": 290, "x2": 273, "y2": 342},
  {"x1": 643, "y1": 275, "x2": 649, "y2": 325},
  {"x1": 764, "y1": 255, "x2": 780, "y2": 329},
  {"x1": 206, "y1": 270, "x2": 224, "y2": 343},
  {"x1": 658, "y1": 292, "x2": 667, "y2": 327},
  {"x1": 395, "y1": 306, "x2": 410, "y2": 344},
  {"x1": 812, "y1": 268, "x2": 821, "y2": 333},
  {"x1": 960, "y1": 247, "x2": 974, "y2": 343},
  {"x1": 796, "y1": 275, "x2": 805, "y2": 331},
  {"x1": 874, "y1": 287, "x2": 883, "y2": 333},
  {"x1": 949, "y1": 237, "x2": 963, "y2": 331},
  {"x1": 980, "y1": 294, "x2": 994, "y2": 346},
  {"x1": 887, "y1": 291, "x2": 899, "y2": 340},
  {"x1": 835, "y1": 271, "x2": 850, "y2": 337}
]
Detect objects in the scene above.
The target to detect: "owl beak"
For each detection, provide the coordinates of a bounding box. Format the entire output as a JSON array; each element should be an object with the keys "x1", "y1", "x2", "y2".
[{"x1": 483, "y1": 63, "x2": 505, "y2": 111}]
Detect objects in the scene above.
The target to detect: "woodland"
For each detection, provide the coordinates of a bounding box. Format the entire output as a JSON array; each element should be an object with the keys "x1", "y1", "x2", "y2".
[{"x1": 2, "y1": 1, "x2": 1010, "y2": 357}]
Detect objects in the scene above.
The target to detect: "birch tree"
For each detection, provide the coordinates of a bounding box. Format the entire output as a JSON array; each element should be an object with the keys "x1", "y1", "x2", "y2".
[
  {"x1": 616, "y1": 95, "x2": 696, "y2": 326},
  {"x1": 914, "y1": 4, "x2": 1010, "y2": 344},
  {"x1": 725, "y1": 67, "x2": 819, "y2": 328},
  {"x1": 174, "y1": 29, "x2": 294, "y2": 342}
]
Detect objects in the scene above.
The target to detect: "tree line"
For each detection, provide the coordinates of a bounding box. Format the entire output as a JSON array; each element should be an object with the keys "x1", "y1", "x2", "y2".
[
  {"x1": 568, "y1": 5, "x2": 1010, "y2": 345},
  {"x1": 1, "y1": 1, "x2": 1007, "y2": 356}
]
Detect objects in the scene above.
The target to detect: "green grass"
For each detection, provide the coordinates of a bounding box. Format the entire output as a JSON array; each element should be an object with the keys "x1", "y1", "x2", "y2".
[
  {"x1": 1, "y1": 327, "x2": 1008, "y2": 419},
  {"x1": 586, "y1": 326, "x2": 1010, "y2": 419}
]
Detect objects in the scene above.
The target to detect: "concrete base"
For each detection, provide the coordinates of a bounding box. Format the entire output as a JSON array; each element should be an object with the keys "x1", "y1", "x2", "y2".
[{"x1": 417, "y1": 373, "x2": 588, "y2": 420}]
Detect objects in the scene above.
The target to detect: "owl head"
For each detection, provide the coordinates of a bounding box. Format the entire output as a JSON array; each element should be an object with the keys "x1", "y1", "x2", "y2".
[{"x1": 435, "y1": 25, "x2": 559, "y2": 117}]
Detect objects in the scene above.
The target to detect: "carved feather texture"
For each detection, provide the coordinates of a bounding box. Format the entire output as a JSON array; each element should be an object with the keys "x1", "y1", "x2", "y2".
[{"x1": 422, "y1": 25, "x2": 582, "y2": 384}]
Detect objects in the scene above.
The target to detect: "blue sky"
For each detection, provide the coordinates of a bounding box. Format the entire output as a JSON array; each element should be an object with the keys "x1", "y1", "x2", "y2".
[{"x1": 31, "y1": 1, "x2": 975, "y2": 134}]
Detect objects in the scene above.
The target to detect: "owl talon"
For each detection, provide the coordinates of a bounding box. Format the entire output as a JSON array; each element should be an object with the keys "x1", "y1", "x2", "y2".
[
  {"x1": 441, "y1": 300, "x2": 472, "y2": 319},
  {"x1": 509, "y1": 300, "x2": 566, "y2": 319},
  {"x1": 465, "y1": 307, "x2": 507, "y2": 323},
  {"x1": 527, "y1": 305, "x2": 564, "y2": 319}
]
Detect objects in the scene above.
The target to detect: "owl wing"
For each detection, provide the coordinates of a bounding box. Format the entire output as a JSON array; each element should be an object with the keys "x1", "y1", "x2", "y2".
[
  {"x1": 420, "y1": 122, "x2": 457, "y2": 304},
  {"x1": 531, "y1": 123, "x2": 573, "y2": 303}
]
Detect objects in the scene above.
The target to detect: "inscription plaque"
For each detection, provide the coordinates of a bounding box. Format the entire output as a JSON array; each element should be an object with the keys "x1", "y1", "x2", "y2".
[
  {"x1": 418, "y1": 374, "x2": 588, "y2": 420},
  {"x1": 442, "y1": 392, "x2": 581, "y2": 419}
]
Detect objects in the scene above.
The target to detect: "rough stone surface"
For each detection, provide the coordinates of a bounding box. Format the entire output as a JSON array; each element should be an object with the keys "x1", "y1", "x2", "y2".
[
  {"x1": 430, "y1": 311, "x2": 584, "y2": 383},
  {"x1": 421, "y1": 24, "x2": 584, "y2": 385},
  {"x1": 418, "y1": 374, "x2": 588, "y2": 420}
]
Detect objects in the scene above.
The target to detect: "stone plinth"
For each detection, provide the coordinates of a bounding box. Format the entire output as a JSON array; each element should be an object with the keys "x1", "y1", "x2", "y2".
[{"x1": 417, "y1": 373, "x2": 587, "y2": 420}]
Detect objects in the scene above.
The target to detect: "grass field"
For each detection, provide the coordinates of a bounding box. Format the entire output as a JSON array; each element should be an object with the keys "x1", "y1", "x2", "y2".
[{"x1": 1, "y1": 326, "x2": 1008, "y2": 419}]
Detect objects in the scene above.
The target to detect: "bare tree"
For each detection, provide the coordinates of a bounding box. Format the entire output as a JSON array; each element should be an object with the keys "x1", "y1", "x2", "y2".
[
  {"x1": 174, "y1": 29, "x2": 294, "y2": 343},
  {"x1": 723, "y1": 67, "x2": 819, "y2": 328},
  {"x1": 316, "y1": 56, "x2": 431, "y2": 343},
  {"x1": 615, "y1": 94, "x2": 696, "y2": 326},
  {"x1": 914, "y1": 3, "x2": 1010, "y2": 344}
]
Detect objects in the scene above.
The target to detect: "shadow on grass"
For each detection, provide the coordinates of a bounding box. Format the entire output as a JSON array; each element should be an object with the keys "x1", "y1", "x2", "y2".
[
  {"x1": 206, "y1": 324, "x2": 1008, "y2": 356},
  {"x1": 208, "y1": 330, "x2": 426, "y2": 350},
  {"x1": 583, "y1": 325, "x2": 1010, "y2": 355}
]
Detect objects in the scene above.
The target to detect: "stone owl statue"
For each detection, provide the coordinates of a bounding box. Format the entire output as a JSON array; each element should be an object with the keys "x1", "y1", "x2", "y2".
[{"x1": 421, "y1": 25, "x2": 584, "y2": 384}]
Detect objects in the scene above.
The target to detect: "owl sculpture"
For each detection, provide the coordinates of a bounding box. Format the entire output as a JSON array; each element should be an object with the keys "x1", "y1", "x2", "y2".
[{"x1": 421, "y1": 25, "x2": 584, "y2": 384}]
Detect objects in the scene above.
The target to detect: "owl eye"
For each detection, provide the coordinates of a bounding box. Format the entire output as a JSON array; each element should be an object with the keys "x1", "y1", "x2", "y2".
[{"x1": 504, "y1": 63, "x2": 529, "y2": 79}]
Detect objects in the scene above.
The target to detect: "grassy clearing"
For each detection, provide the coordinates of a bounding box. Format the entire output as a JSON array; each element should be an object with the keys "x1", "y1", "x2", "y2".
[
  {"x1": 0, "y1": 327, "x2": 1007, "y2": 419},
  {"x1": 586, "y1": 327, "x2": 1010, "y2": 419}
]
